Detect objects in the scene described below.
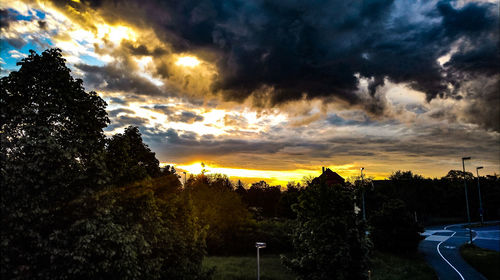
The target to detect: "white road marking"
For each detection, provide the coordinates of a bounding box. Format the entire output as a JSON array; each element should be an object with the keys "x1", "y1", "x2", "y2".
[
  {"x1": 426, "y1": 235, "x2": 452, "y2": 242},
  {"x1": 437, "y1": 231, "x2": 466, "y2": 280}
]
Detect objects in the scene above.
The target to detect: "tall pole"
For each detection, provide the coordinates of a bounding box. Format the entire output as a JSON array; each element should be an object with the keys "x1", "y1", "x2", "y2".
[
  {"x1": 361, "y1": 167, "x2": 366, "y2": 221},
  {"x1": 257, "y1": 247, "x2": 260, "y2": 280},
  {"x1": 255, "y1": 242, "x2": 266, "y2": 280},
  {"x1": 476, "y1": 167, "x2": 484, "y2": 225},
  {"x1": 183, "y1": 171, "x2": 187, "y2": 185},
  {"x1": 462, "y1": 157, "x2": 472, "y2": 244}
]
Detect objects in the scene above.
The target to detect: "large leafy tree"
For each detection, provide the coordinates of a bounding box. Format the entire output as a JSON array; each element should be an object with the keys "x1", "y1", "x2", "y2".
[
  {"x1": 1, "y1": 49, "x2": 210, "y2": 279},
  {"x1": 1, "y1": 48, "x2": 109, "y2": 199},
  {"x1": 283, "y1": 183, "x2": 371, "y2": 280},
  {"x1": 1, "y1": 49, "x2": 109, "y2": 278}
]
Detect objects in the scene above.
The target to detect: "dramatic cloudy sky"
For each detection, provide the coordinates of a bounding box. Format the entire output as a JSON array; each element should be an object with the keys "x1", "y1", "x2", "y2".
[{"x1": 1, "y1": 0, "x2": 499, "y2": 184}]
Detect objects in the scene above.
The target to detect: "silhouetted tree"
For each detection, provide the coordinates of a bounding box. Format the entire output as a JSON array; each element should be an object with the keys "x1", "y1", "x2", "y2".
[
  {"x1": 235, "y1": 179, "x2": 246, "y2": 196},
  {"x1": 389, "y1": 170, "x2": 424, "y2": 181},
  {"x1": 185, "y1": 174, "x2": 255, "y2": 254},
  {"x1": 1, "y1": 49, "x2": 210, "y2": 279},
  {"x1": 283, "y1": 183, "x2": 371, "y2": 280},
  {"x1": 442, "y1": 170, "x2": 474, "y2": 181},
  {"x1": 1, "y1": 49, "x2": 109, "y2": 278},
  {"x1": 105, "y1": 126, "x2": 161, "y2": 185},
  {"x1": 277, "y1": 182, "x2": 303, "y2": 218},
  {"x1": 245, "y1": 181, "x2": 282, "y2": 217}
]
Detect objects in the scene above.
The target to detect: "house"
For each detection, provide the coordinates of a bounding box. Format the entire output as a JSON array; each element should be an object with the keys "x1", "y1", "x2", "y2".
[{"x1": 312, "y1": 167, "x2": 345, "y2": 186}]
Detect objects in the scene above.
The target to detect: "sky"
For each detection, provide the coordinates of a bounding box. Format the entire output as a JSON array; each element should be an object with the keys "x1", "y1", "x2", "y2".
[{"x1": 1, "y1": 0, "x2": 499, "y2": 185}]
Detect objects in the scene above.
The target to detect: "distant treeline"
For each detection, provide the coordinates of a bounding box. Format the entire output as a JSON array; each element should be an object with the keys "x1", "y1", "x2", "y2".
[{"x1": 203, "y1": 171, "x2": 500, "y2": 226}]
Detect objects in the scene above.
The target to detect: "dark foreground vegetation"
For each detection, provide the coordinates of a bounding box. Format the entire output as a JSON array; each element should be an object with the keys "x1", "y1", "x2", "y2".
[
  {"x1": 460, "y1": 244, "x2": 500, "y2": 280},
  {"x1": 1, "y1": 49, "x2": 499, "y2": 279},
  {"x1": 203, "y1": 255, "x2": 295, "y2": 280}
]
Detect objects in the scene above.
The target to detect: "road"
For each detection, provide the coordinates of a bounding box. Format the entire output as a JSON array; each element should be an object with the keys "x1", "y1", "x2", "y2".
[{"x1": 419, "y1": 222, "x2": 499, "y2": 280}]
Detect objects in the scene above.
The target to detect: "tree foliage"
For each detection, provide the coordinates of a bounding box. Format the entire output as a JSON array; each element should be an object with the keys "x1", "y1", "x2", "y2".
[
  {"x1": 1, "y1": 49, "x2": 109, "y2": 278},
  {"x1": 0, "y1": 49, "x2": 209, "y2": 279},
  {"x1": 442, "y1": 170, "x2": 474, "y2": 181},
  {"x1": 283, "y1": 183, "x2": 371, "y2": 280},
  {"x1": 185, "y1": 174, "x2": 255, "y2": 255},
  {"x1": 105, "y1": 126, "x2": 161, "y2": 185},
  {"x1": 389, "y1": 170, "x2": 424, "y2": 181},
  {"x1": 369, "y1": 199, "x2": 423, "y2": 254}
]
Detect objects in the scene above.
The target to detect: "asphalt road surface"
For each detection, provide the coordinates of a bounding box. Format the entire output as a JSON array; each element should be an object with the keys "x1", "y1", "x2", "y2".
[{"x1": 419, "y1": 222, "x2": 499, "y2": 280}]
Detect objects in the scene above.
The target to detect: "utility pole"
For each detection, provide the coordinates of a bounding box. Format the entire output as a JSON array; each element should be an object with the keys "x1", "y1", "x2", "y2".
[
  {"x1": 361, "y1": 167, "x2": 366, "y2": 221},
  {"x1": 476, "y1": 166, "x2": 484, "y2": 225},
  {"x1": 462, "y1": 157, "x2": 472, "y2": 244}
]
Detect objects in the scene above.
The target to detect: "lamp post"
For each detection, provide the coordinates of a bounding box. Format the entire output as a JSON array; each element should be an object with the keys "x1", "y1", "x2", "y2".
[
  {"x1": 255, "y1": 242, "x2": 266, "y2": 280},
  {"x1": 183, "y1": 171, "x2": 187, "y2": 185},
  {"x1": 462, "y1": 157, "x2": 472, "y2": 244},
  {"x1": 476, "y1": 166, "x2": 484, "y2": 225},
  {"x1": 361, "y1": 167, "x2": 366, "y2": 221}
]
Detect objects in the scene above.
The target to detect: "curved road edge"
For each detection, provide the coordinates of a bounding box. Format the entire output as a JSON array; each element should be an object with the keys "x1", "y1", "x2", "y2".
[{"x1": 418, "y1": 222, "x2": 499, "y2": 280}]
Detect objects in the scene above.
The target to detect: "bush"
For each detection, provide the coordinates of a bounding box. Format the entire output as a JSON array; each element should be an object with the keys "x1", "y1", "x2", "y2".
[
  {"x1": 282, "y1": 183, "x2": 371, "y2": 280},
  {"x1": 369, "y1": 199, "x2": 423, "y2": 253}
]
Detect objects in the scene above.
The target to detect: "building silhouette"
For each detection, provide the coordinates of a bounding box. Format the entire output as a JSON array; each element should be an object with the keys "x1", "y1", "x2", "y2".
[{"x1": 312, "y1": 167, "x2": 345, "y2": 186}]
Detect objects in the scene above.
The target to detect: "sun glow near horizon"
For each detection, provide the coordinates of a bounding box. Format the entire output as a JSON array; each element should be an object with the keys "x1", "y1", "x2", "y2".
[
  {"x1": 161, "y1": 162, "x2": 386, "y2": 186},
  {"x1": 175, "y1": 56, "x2": 201, "y2": 67}
]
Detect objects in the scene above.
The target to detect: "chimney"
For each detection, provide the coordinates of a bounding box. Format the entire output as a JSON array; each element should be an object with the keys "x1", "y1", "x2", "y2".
[{"x1": 322, "y1": 167, "x2": 325, "y2": 173}]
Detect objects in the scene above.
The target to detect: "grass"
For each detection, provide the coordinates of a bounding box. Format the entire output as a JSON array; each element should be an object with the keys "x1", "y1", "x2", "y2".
[
  {"x1": 203, "y1": 255, "x2": 296, "y2": 280},
  {"x1": 462, "y1": 221, "x2": 500, "y2": 229},
  {"x1": 203, "y1": 252, "x2": 437, "y2": 280},
  {"x1": 460, "y1": 244, "x2": 500, "y2": 280},
  {"x1": 370, "y1": 251, "x2": 437, "y2": 280}
]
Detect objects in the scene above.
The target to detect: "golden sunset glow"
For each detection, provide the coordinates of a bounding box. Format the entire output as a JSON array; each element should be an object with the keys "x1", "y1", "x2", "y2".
[
  {"x1": 174, "y1": 162, "x2": 318, "y2": 185},
  {"x1": 175, "y1": 56, "x2": 201, "y2": 67},
  {"x1": 166, "y1": 162, "x2": 385, "y2": 186}
]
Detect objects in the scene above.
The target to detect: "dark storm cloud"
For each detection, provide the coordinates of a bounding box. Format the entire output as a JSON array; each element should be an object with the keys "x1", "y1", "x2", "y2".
[
  {"x1": 461, "y1": 78, "x2": 500, "y2": 132},
  {"x1": 76, "y1": 63, "x2": 164, "y2": 95},
  {"x1": 63, "y1": 0, "x2": 498, "y2": 125},
  {"x1": 108, "y1": 108, "x2": 135, "y2": 117},
  {"x1": 0, "y1": 9, "x2": 14, "y2": 29},
  {"x1": 108, "y1": 97, "x2": 128, "y2": 105},
  {"x1": 146, "y1": 105, "x2": 174, "y2": 115},
  {"x1": 445, "y1": 43, "x2": 500, "y2": 77},
  {"x1": 142, "y1": 105, "x2": 204, "y2": 123},
  {"x1": 169, "y1": 111, "x2": 204, "y2": 123},
  {"x1": 139, "y1": 120, "x2": 500, "y2": 167},
  {"x1": 105, "y1": 114, "x2": 149, "y2": 131},
  {"x1": 141, "y1": 127, "x2": 298, "y2": 158},
  {"x1": 121, "y1": 41, "x2": 168, "y2": 56}
]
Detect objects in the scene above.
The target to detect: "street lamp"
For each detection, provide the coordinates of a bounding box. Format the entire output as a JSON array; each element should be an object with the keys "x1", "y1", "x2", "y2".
[
  {"x1": 361, "y1": 167, "x2": 366, "y2": 221},
  {"x1": 476, "y1": 166, "x2": 484, "y2": 225},
  {"x1": 183, "y1": 171, "x2": 187, "y2": 185},
  {"x1": 255, "y1": 242, "x2": 266, "y2": 280},
  {"x1": 462, "y1": 157, "x2": 472, "y2": 244}
]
